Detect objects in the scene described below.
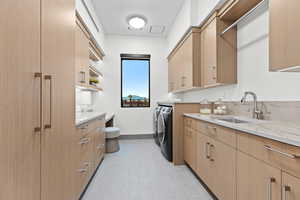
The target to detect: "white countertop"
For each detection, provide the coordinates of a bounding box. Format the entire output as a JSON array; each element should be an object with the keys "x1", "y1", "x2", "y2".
[
  {"x1": 184, "y1": 113, "x2": 300, "y2": 147},
  {"x1": 76, "y1": 112, "x2": 106, "y2": 126},
  {"x1": 105, "y1": 113, "x2": 115, "y2": 122}
]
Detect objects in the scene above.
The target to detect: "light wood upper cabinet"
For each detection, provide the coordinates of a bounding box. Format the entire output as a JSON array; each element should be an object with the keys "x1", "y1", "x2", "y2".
[
  {"x1": 269, "y1": 0, "x2": 300, "y2": 71},
  {"x1": 201, "y1": 17, "x2": 217, "y2": 86},
  {"x1": 237, "y1": 151, "x2": 281, "y2": 200},
  {"x1": 75, "y1": 24, "x2": 90, "y2": 86},
  {"x1": 201, "y1": 14, "x2": 237, "y2": 88},
  {"x1": 168, "y1": 28, "x2": 201, "y2": 92},
  {"x1": 185, "y1": 117, "x2": 236, "y2": 200},
  {"x1": 0, "y1": 0, "x2": 41, "y2": 199},
  {"x1": 282, "y1": 172, "x2": 300, "y2": 200}
]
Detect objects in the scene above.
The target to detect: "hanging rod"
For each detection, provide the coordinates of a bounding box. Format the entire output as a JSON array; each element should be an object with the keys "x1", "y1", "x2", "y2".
[{"x1": 220, "y1": 0, "x2": 267, "y2": 35}]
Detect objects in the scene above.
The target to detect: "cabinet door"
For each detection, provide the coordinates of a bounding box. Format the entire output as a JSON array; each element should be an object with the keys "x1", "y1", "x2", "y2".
[
  {"x1": 282, "y1": 172, "x2": 300, "y2": 200},
  {"x1": 75, "y1": 24, "x2": 90, "y2": 86},
  {"x1": 168, "y1": 56, "x2": 176, "y2": 92},
  {"x1": 96, "y1": 124, "x2": 106, "y2": 165},
  {"x1": 184, "y1": 127, "x2": 197, "y2": 170},
  {"x1": 237, "y1": 151, "x2": 281, "y2": 200},
  {"x1": 201, "y1": 18, "x2": 217, "y2": 87},
  {"x1": 270, "y1": 0, "x2": 300, "y2": 71},
  {"x1": 180, "y1": 34, "x2": 194, "y2": 89},
  {"x1": 0, "y1": 0, "x2": 41, "y2": 199},
  {"x1": 174, "y1": 46, "x2": 184, "y2": 90},
  {"x1": 41, "y1": 0, "x2": 77, "y2": 199},
  {"x1": 196, "y1": 133, "x2": 213, "y2": 187},
  {"x1": 209, "y1": 140, "x2": 236, "y2": 200}
]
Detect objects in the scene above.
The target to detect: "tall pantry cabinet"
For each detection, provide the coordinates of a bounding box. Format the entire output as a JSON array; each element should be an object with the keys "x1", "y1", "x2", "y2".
[
  {"x1": 41, "y1": 0, "x2": 77, "y2": 200},
  {"x1": 0, "y1": 0, "x2": 76, "y2": 200},
  {"x1": 0, "y1": 0, "x2": 41, "y2": 199}
]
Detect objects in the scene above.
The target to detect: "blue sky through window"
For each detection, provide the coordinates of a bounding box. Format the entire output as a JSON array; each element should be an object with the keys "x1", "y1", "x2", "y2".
[{"x1": 122, "y1": 59, "x2": 150, "y2": 99}]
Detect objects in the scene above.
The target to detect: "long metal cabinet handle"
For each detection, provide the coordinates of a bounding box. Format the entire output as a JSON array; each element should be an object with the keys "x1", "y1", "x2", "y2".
[
  {"x1": 44, "y1": 75, "x2": 52, "y2": 129},
  {"x1": 209, "y1": 144, "x2": 214, "y2": 161},
  {"x1": 78, "y1": 138, "x2": 90, "y2": 145},
  {"x1": 206, "y1": 142, "x2": 210, "y2": 159},
  {"x1": 268, "y1": 177, "x2": 276, "y2": 200},
  {"x1": 80, "y1": 71, "x2": 86, "y2": 83},
  {"x1": 264, "y1": 145, "x2": 300, "y2": 159},
  {"x1": 34, "y1": 72, "x2": 42, "y2": 133},
  {"x1": 282, "y1": 185, "x2": 291, "y2": 200}
]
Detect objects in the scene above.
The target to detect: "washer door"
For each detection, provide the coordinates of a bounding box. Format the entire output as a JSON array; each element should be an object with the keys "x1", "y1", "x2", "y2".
[{"x1": 157, "y1": 110, "x2": 165, "y2": 145}]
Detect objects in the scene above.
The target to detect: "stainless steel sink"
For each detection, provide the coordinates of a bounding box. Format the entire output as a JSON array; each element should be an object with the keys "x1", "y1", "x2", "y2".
[{"x1": 214, "y1": 117, "x2": 251, "y2": 124}]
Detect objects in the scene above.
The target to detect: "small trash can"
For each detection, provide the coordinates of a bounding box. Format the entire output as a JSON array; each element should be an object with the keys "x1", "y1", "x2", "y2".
[{"x1": 105, "y1": 127, "x2": 120, "y2": 153}]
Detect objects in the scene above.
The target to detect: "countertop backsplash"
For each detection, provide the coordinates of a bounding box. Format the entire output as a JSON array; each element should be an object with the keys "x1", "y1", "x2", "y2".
[{"x1": 223, "y1": 101, "x2": 300, "y2": 124}]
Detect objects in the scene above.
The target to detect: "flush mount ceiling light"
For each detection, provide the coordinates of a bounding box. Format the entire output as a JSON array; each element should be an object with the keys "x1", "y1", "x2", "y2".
[{"x1": 127, "y1": 15, "x2": 147, "y2": 29}]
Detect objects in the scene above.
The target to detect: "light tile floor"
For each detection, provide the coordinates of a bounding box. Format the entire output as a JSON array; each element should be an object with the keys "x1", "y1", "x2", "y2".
[{"x1": 82, "y1": 139, "x2": 213, "y2": 200}]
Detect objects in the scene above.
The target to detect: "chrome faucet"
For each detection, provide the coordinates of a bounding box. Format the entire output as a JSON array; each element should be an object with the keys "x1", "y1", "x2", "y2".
[{"x1": 241, "y1": 91, "x2": 263, "y2": 120}]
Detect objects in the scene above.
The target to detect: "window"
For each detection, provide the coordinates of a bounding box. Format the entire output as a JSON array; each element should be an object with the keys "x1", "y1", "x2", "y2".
[{"x1": 121, "y1": 54, "x2": 150, "y2": 108}]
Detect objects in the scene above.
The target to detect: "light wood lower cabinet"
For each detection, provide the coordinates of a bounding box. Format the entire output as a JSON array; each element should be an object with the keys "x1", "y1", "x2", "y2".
[
  {"x1": 282, "y1": 172, "x2": 300, "y2": 200},
  {"x1": 184, "y1": 116, "x2": 300, "y2": 200},
  {"x1": 186, "y1": 118, "x2": 236, "y2": 200},
  {"x1": 210, "y1": 139, "x2": 236, "y2": 200},
  {"x1": 237, "y1": 151, "x2": 281, "y2": 200},
  {"x1": 196, "y1": 132, "x2": 236, "y2": 200},
  {"x1": 196, "y1": 133, "x2": 213, "y2": 188},
  {"x1": 75, "y1": 117, "x2": 106, "y2": 198},
  {"x1": 183, "y1": 126, "x2": 197, "y2": 171}
]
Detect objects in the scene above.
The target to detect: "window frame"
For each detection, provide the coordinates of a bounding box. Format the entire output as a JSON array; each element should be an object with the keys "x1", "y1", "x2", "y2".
[{"x1": 120, "y1": 54, "x2": 151, "y2": 108}]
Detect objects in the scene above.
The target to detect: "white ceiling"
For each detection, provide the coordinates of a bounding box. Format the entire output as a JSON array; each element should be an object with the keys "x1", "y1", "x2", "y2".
[{"x1": 91, "y1": 0, "x2": 185, "y2": 37}]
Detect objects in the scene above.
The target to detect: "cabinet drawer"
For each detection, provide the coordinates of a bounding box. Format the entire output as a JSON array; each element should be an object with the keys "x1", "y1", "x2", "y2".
[
  {"x1": 86, "y1": 120, "x2": 99, "y2": 133},
  {"x1": 78, "y1": 134, "x2": 93, "y2": 160},
  {"x1": 198, "y1": 121, "x2": 236, "y2": 148},
  {"x1": 237, "y1": 132, "x2": 300, "y2": 178},
  {"x1": 184, "y1": 127, "x2": 197, "y2": 171},
  {"x1": 77, "y1": 118, "x2": 104, "y2": 136},
  {"x1": 184, "y1": 117, "x2": 196, "y2": 130},
  {"x1": 77, "y1": 160, "x2": 92, "y2": 192}
]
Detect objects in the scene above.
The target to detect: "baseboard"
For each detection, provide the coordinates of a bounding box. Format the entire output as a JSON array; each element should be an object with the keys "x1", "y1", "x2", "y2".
[
  {"x1": 119, "y1": 133, "x2": 154, "y2": 140},
  {"x1": 185, "y1": 162, "x2": 218, "y2": 200},
  {"x1": 79, "y1": 157, "x2": 104, "y2": 200}
]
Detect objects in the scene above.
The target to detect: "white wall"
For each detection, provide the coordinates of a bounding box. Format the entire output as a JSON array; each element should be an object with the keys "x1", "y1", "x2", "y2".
[
  {"x1": 94, "y1": 35, "x2": 169, "y2": 135},
  {"x1": 167, "y1": 0, "x2": 226, "y2": 54},
  {"x1": 177, "y1": 1, "x2": 300, "y2": 102},
  {"x1": 191, "y1": 0, "x2": 227, "y2": 26},
  {"x1": 166, "y1": 0, "x2": 192, "y2": 54}
]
